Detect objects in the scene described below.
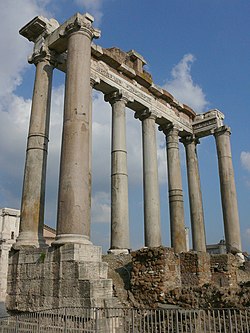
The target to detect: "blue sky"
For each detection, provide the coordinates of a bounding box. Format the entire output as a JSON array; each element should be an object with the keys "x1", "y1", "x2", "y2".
[{"x1": 0, "y1": 0, "x2": 249, "y2": 253}]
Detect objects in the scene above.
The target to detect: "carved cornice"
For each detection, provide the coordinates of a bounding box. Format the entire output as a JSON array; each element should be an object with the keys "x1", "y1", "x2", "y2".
[
  {"x1": 19, "y1": 16, "x2": 59, "y2": 42},
  {"x1": 90, "y1": 60, "x2": 193, "y2": 133},
  {"x1": 60, "y1": 13, "x2": 100, "y2": 40}
]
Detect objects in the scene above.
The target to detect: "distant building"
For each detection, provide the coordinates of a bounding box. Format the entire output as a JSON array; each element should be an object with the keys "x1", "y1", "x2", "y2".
[
  {"x1": 206, "y1": 239, "x2": 227, "y2": 255},
  {"x1": 0, "y1": 208, "x2": 56, "y2": 303},
  {"x1": 43, "y1": 224, "x2": 57, "y2": 246}
]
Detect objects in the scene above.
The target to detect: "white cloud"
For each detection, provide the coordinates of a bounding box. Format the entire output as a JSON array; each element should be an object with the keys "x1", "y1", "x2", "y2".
[
  {"x1": 0, "y1": 0, "x2": 51, "y2": 98},
  {"x1": 0, "y1": 95, "x2": 31, "y2": 209},
  {"x1": 91, "y1": 192, "x2": 111, "y2": 223},
  {"x1": 0, "y1": 95, "x2": 30, "y2": 177},
  {"x1": 240, "y1": 151, "x2": 250, "y2": 172},
  {"x1": 91, "y1": 91, "x2": 111, "y2": 192},
  {"x1": 44, "y1": 85, "x2": 64, "y2": 224},
  {"x1": 74, "y1": 0, "x2": 103, "y2": 25},
  {"x1": 163, "y1": 54, "x2": 208, "y2": 113}
]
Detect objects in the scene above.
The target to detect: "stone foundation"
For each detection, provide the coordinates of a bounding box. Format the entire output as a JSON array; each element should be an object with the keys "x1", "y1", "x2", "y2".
[
  {"x1": 129, "y1": 247, "x2": 250, "y2": 308},
  {"x1": 7, "y1": 244, "x2": 120, "y2": 312},
  {"x1": 6, "y1": 246, "x2": 250, "y2": 312}
]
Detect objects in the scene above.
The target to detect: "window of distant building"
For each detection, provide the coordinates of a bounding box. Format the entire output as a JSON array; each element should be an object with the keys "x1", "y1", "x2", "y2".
[{"x1": 11, "y1": 231, "x2": 14, "y2": 240}]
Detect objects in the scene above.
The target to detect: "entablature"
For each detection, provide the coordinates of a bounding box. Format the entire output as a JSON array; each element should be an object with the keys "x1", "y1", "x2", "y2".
[
  {"x1": 193, "y1": 109, "x2": 224, "y2": 138},
  {"x1": 19, "y1": 12, "x2": 225, "y2": 139}
]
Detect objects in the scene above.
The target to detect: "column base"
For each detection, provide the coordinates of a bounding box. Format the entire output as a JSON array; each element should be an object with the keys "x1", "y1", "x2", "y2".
[
  {"x1": 13, "y1": 231, "x2": 48, "y2": 250},
  {"x1": 7, "y1": 243, "x2": 120, "y2": 312},
  {"x1": 52, "y1": 233, "x2": 92, "y2": 246},
  {"x1": 107, "y1": 248, "x2": 130, "y2": 255}
]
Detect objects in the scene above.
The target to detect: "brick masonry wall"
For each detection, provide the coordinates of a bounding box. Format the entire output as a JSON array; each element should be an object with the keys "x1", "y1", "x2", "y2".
[
  {"x1": 129, "y1": 247, "x2": 250, "y2": 308},
  {"x1": 210, "y1": 254, "x2": 239, "y2": 288},
  {"x1": 130, "y1": 247, "x2": 181, "y2": 306},
  {"x1": 180, "y1": 252, "x2": 211, "y2": 287}
]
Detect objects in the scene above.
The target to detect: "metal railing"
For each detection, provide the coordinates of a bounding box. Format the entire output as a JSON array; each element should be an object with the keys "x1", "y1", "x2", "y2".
[{"x1": 0, "y1": 307, "x2": 249, "y2": 332}]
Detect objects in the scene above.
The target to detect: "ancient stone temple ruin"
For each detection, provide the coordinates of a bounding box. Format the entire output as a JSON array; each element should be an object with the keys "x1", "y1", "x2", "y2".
[{"x1": 6, "y1": 12, "x2": 244, "y2": 312}]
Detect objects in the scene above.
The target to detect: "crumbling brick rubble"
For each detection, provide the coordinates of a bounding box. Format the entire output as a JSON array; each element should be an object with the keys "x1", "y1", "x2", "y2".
[{"x1": 103, "y1": 247, "x2": 250, "y2": 309}]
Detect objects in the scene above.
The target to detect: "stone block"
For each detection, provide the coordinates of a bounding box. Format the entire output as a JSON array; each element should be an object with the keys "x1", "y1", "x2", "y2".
[
  {"x1": 78, "y1": 244, "x2": 102, "y2": 262},
  {"x1": 59, "y1": 261, "x2": 78, "y2": 279},
  {"x1": 78, "y1": 261, "x2": 108, "y2": 280},
  {"x1": 40, "y1": 279, "x2": 57, "y2": 297},
  {"x1": 59, "y1": 243, "x2": 102, "y2": 262},
  {"x1": 15, "y1": 249, "x2": 43, "y2": 264}
]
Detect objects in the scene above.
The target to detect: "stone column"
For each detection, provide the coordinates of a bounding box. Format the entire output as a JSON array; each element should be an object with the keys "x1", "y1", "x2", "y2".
[
  {"x1": 54, "y1": 14, "x2": 100, "y2": 245},
  {"x1": 14, "y1": 51, "x2": 54, "y2": 249},
  {"x1": 163, "y1": 125, "x2": 187, "y2": 252},
  {"x1": 105, "y1": 92, "x2": 130, "y2": 253},
  {"x1": 88, "y1": 77, "x2": 99, "y2": 238},
  {"x1": 137, "y1": 111, "x2": 161, "y2": 247},
  {"x1": 214, "y1": 126, "x2": 242, "y2": 252},
  {"x1": 181, "y1": 136, "x2": 206, "y2": 252}
]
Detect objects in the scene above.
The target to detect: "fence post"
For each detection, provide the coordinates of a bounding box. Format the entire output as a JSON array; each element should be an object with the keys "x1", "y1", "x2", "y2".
[
  {"x1": 95, "y1": 308, "x2": 99, "y2": 333},
  {"x1": 14, "y1": 315, "x2": 18, "y2": 333},
  {"x1": 38, "y1": 312, "x2": 40, "y2": 333},
  {"x1": 64, "y1": 308, "x2": 67, "y2": 333},
  {"x1": 228, "y1": 309, "x2": 233, "y2": 333}
]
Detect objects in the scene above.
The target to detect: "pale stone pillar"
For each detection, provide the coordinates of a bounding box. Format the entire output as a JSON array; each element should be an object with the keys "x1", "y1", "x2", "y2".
[
  {"x1": 163, "y1": 125, "x2": 187, "y2": 252},
  {"x1": 140, "y1": 112, "x2": 161, "y2": 247},
  {"x1": 105, "y1": 92, "x2": 130, "y2": 253},
  {"x1": 14, "y1": 52, "x2": 54, "y2": 249},
  {"x1": 181, "y1": 136, "x2": 206, "y2": 252},
  {"x1": 54, "y1": 14, "x2": 100, "y2": 245},
  {"x1": 214, "y1": 126, "x2": 242, "y2": 252},
  {"x1": 88, "y1": 77, "x2": 99, "y2": 238}
]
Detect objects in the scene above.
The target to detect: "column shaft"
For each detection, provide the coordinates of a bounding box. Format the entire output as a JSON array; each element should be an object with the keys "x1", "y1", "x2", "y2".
[
  {"x1": 55, "y1": 17, "x2": 99, "y2": 245},
  {"x1": 15, "y1": 59, "x2": 53, "y2": 248},
  {"x1": 183, "y1": 137, "x2": 206, "y2": 252},
  {"x1": 214, "y1": 126, "x2": 242, "y2": 252},
  {"x1": 105, "y1": 93, "x2": 129, "y2": 252},
  {"x1": 88, "y1": 79, "x2": 96, "y2": 238},
  {"x1": 142, "y1": 115, "x2": 161, "y2": 247},
  {"x1": 165, "y1": 126, "x2": 187, "y2": 252}
]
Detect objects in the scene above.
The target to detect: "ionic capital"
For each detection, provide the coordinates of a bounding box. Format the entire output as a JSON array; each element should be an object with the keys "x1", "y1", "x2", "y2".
[
  {"x1": 214, "y1": 125, "x2": 231, "y2": 137},
  {"x1": 180, "y1": 135, "x2": 200, "y2": 147},
  {"x1": 159, "y1": 123, "x2": 182, "y2": 137},
  {"x1": 28, "y1": 43, "x2": 60, "y2": 67},
  {"x1": 104, "y1": 91, "x2": 131, "y2": 105},
  {"x1": 60, "y1": 13, "x2": 100, "y2": 40},
  {"x1": 90, "y1": 75, "x2": 100, "y2": 88},
  {"x1": 134, "y1": 109, "x2": 157, "y2": 121}
]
